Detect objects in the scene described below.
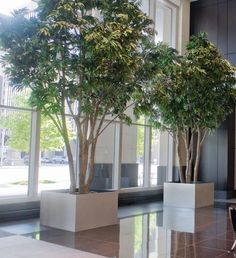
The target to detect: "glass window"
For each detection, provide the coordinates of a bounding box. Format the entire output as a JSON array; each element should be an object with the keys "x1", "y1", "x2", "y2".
[
  {"x1": 38, "y1": 116, "x2": 74, "y2": 192},
  {"x1": 92, "y1": 121, "x2": 115, "y2": 190},
  {"x1": 140, "y1": 0, "x2": 149, "y2": 15},
  {"x1": 155, "y1": 4, "x2": 172, "y2": 44},
  {"x1": 0, "y1": 108, "x2": 31, "y2": 196},
  {"x1": 0, "y1": 1, "x2": 37, "y2": 16},
  {"x1": 0, "y1": 0, "x2": 178, "y2": 198},
  {"x1": 121, "y1": 124, "x2": 145, "y2": 188},
  {"x1": 150, "y1": 129, "x2": 168, "y2": 186},
  {"x1": 0, "y1": 74, "x2": 32, "y2": 109}
]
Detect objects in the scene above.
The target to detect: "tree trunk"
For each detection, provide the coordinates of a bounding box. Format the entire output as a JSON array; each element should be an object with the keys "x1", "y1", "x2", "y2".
[
  {"x1": 60, "y1": 112, "x2": 76, "y2": 193},
  {"x1": 186, "y1": 130, "x2": 194, "y2": 183},
  {"x1": 86, "y1": 140, "x2": 97, "y2": 189},
  {"x1": 65, "y1": 141, "x2": 76, "y2": 193},
  {"x1": 79, "y1": 139, "x2": 89, "y2": 194},
  {"x1": 183, "y1": 130, "x2": 191, "y2": 183},
  {"x1": 193, "y1": 128, "x2": 202, "y2": 182},
  {"x1": 185, "y1": 148, "x2": 190, "y2": 183},
  {"x1": 79, "y1": 184, "x2": 90, "y2": 194},
  {"x1": 176, "y1": 132, "x2": 185, "y2": 183}
]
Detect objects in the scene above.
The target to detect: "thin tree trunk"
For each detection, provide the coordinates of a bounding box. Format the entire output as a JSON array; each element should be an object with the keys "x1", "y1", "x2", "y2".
[
  {"x1": 187, "y1": 130, "x2": 194, "y2": 183},
  {"x1": 79, "y1": 138, "x2": 90, "y2": 194},
  {"x1": 78, "y1": 115, "x2": 91, "y2": 194},
  {"x1": 176, "y1": 132, "x2": 185, "y2": 183},
  {"x1": 61, "y1": 114, "x2": 76, "y2": 193},
  {"x1": 86, "y1": 140, "x2": 97, "y2": 189},
  {"x1": 79, "y1": 146, "x2": 86, "y2": 193},
  {"x1": 65, "y1": 140, "x2": 76, "y2": 193},
  {"x1": 183, "y1": 130, "x2": 191, "y2": 183},
  {"x1": 194, "y1": 128, "x2": 202, "y2": 182}
]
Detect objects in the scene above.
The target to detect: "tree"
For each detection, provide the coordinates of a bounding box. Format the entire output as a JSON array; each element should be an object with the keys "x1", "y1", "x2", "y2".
[
  {"x1": 0, "y1": 95, "x2": 65, "y2": 152},
  {"x1": 0, "y1": 0, "x2": 154, "y2": 193},
  {"x1": 134, "y1": 33, "x2": 236, "y2": 183}
]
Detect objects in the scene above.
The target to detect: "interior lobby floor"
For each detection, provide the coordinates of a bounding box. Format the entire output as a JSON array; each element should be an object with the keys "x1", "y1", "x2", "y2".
[{"x1": 0, "y1": 202, "x2": 235, "y2": 258}]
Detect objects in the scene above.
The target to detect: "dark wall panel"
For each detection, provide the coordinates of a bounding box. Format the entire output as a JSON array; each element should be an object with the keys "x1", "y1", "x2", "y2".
[
  {"x1": 190, "y1": 5, "x2": 218, "y2": 45},
  {"x1": 228, "y1": 54, "x2": 236, "y2": 66},
  {"x1": 217, "y1": 123, "x2": 228, "y2": 189},
  {"x1": 218, "y1": 2, "x2": 228, "y2": 55},
  {"x1": 228, "y1": 0, "x2": 236, "y2": 53},
  {"x1": 227, "y1": 112, "x2": 235, "y2": 190},
  {"x1": 200, "y1": 131, "x2": 218, "y2": 184},
  {"x1": 191, "y1": 0, "x2": 235, "y2": 195}
]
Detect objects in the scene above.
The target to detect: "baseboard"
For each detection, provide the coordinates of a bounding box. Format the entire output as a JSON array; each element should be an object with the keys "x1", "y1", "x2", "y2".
[
  {"x1": 215, "y1": 190, "x2": 236, "y2": 199},
  {"x1": 118, "y1": 189, "x2": 163, "y2": 206},
  {"x1": 0, "y1": 201, "x2": 40, "y2": 222}
]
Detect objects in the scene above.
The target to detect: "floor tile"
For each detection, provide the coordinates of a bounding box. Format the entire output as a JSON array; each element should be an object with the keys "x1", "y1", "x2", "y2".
[
  {"x1": 0, "y1": 230, "x2": 14, "y2": 238},
  {"x1": 217, "y1": 252, "x2": 236, "y2": 258},
  {"x1": 0, "y1": 236, "x2": 107, "y2": 258},
  {"x1": 0, "y1": 203, "x2": 236, "y2": 258},
  {"x1": 0, "y1": 219, "x2": 48, "y2": 234},
  {"x1": 172, "y1": 245, "x2": 225, "y2": 258},
  {"x1": 217, "y1": 231, "x2": 236, "y2": 241},
  {"x1": 196, "y1": 238, "x2": 233, "y2": 251}
]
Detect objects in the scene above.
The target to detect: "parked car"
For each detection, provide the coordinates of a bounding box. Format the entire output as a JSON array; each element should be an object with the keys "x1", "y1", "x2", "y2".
[
  {"x1": 41, "y1": 157, "x2": 52, "y2": 164},
  {"x1": 51, "y1": 156, "x2": 68, "y2": 164},
  {"x1": 23, "y1": 155, "x2": 29, "y2": 165}
]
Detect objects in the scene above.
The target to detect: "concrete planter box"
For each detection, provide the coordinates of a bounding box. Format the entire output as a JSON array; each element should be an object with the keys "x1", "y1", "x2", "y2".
[
  {"x1": 40, "y1": 190, "x2": 118, "y2": 232},
  {"x1": 163, "y1": 182, "x2": 214, "y2": 209}
]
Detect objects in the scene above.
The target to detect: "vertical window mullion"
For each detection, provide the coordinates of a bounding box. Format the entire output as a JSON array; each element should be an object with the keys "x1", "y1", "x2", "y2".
[
  {"x1": 144, "y1": 124, "x2": 151, "y2": 187},
  {"x1": 112, "y1": 121, "x2": 122, "y2": 190},
  {"x1": 28, "y1": 111, "x2": 41, "y2": 197}
]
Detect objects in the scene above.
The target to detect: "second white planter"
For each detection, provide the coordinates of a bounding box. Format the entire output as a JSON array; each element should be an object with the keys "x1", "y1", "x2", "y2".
[
  {"x1": 163, "y1": 182, "x2": 214, "y2": 209},
  {"x1": 40, "y1": 190, "x2": 118, "y2": 232}
]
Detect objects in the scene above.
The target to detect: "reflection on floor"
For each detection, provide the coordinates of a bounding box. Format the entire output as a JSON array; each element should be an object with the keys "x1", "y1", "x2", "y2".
[{"x1": 0, "y1": 202, "x2": 235, "y2": 258}]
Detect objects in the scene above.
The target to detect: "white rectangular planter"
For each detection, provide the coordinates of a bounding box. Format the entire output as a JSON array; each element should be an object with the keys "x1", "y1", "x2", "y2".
[
  {"x1": 163, "y1": 182, "x2": 214, "y2": 209},
  {"x1": 40, "y1": 190, "x2": 118, "y2": 232}
]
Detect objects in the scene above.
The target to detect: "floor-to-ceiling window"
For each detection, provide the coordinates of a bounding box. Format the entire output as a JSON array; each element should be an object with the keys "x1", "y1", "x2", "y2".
[{"x1": 0, "y1": 0, "x2": 181, "y2": 199}]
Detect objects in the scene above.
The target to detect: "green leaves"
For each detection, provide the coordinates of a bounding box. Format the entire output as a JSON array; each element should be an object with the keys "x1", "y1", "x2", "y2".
[
  {"x1": 0, "y1": 95, "x2": 65, "y2": 152},
  {"x1": 0, "y1": 0, "x2": 153, "y2": 121},
  {"x1": 134, "y1": 32, "x2": 236, "y2": 182},
  {"x1": 135, "y1": 34, "x2": 236, "y2": 135}
]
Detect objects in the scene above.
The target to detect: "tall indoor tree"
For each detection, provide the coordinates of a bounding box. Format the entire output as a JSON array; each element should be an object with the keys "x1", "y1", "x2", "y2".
[
  {"x1": 0, "y1": 0, "x2": 154, "y2": 193},
  {"x1": 135, "y1": 33, "x2": 236, "y2": 183}
]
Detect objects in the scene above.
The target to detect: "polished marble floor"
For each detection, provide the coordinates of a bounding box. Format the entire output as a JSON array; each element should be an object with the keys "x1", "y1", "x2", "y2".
[
  {"x1": 0, "y1": 202, "x2": 235, "y2": 258},
  {"x1": 0, "y1": 235, "x2": 106, "y2": 258}
]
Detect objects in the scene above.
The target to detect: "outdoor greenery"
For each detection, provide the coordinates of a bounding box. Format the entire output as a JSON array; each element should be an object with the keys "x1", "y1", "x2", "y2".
[
  {"x1": 0, "y1": 0, "x2": 154, "y2": 193},
  {"x1": 11, "y1": 180, "x2": 56, "y2": 185},
  {"x1": 0, "y1": 95, "x2": 65, "y2": 152},
  {"x1": 135, "y1": 33, "x2": 236, "y2": 183}
]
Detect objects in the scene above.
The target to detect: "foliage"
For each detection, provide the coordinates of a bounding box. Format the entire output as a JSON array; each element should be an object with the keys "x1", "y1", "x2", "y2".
[
  {"x1": 0, "y1": 0, "x2": 154, "y2": 193},
  {"x1": 135, "y1": 33, "x2": 236, "y2": 183},
  {"x1": 0, "y1": 110, "x2": 31, "y2": 152},
  {"x1": 11, "y1": 180, "x2": 56, "y2": 185},
  {"x1": 0, "y1": 95, "x2": 65, "y2": 152}
]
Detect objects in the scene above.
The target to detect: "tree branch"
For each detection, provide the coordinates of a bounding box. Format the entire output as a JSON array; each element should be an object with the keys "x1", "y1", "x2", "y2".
[{"x1": 97, "y1": 102, "x2": 135, "y2": 137}]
